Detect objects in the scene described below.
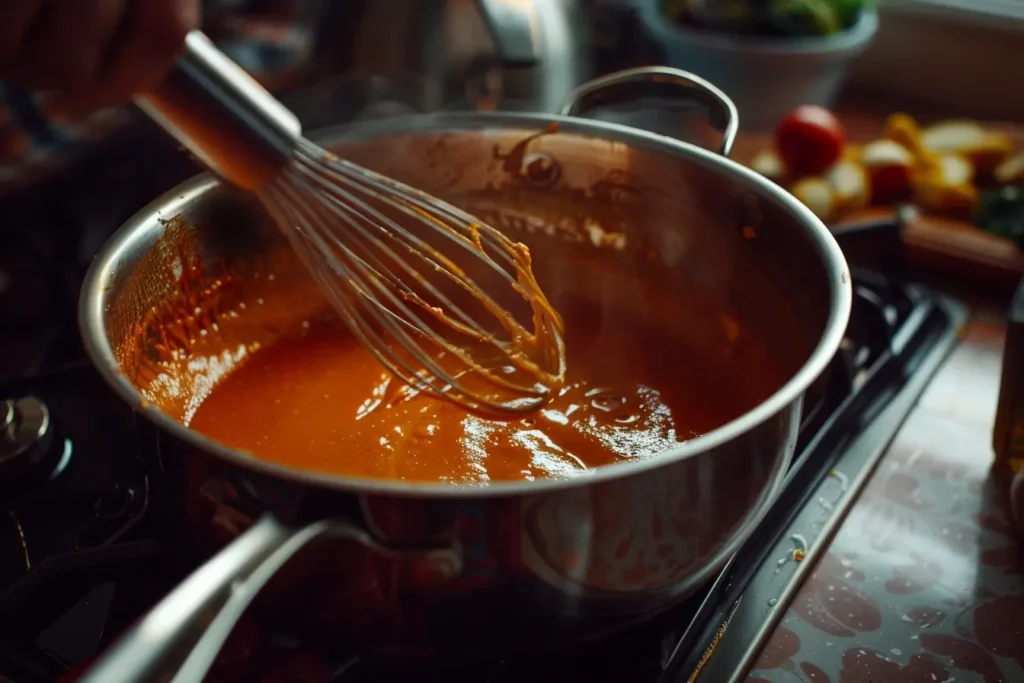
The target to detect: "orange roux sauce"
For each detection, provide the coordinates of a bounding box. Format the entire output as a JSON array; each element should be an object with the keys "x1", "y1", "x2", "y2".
[{"x1": 188, "y1": 307, "x2": 781, "y2": 484}]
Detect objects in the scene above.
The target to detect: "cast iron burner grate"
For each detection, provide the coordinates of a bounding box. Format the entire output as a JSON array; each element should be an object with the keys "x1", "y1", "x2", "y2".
[{"x1": 0, "y1": 215, "x2": 963, "y2": 682}]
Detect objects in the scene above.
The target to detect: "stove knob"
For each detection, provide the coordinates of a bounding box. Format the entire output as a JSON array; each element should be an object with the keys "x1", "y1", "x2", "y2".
[{"x1": 0, "y1": 396, "x2": 56, "y2": 484}]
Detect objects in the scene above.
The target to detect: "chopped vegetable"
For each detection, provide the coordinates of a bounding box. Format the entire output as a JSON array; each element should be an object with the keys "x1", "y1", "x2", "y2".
[
  {"x1": 976, "y1": 186, "x2": 1024, "y2": 247},
  {"x1": 791, "y1": 177, "x2": 835, "y2": 222},
  {"x1": 913, "y1": 154, "x2": 979, "y2": 214},
  {"x1": 920, "y1": 120, "x2": 1014, "y2": 175},
  {"x1": 826, "y1": 159, "x2": 871, "y2": 213},
  {"x1": 995, "y1": 152, "x2": 1024, "y2": 185},
  {"x1": 748, "y1": 107, "x2": 1019, "y2": 226},
  {"x1": 775, "y1": 106, "x2": 846, "y2": 176},
  {"x1": 882, "y1": 113, "x2": 925, "y2": 157},
  {"x1": 861, "y1": 139, "x2": 914, "y2": 204},
  {"x1": 881, "y1": 113, "x2": 951, "y2": 178},
  {"x1": 751, "y1": 149, "x2": 787, "y2": 183}
]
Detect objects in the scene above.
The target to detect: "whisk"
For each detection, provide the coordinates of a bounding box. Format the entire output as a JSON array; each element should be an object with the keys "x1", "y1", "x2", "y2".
[{"x1": 137, "y1": 32, "x2": 566, "y2": 415}]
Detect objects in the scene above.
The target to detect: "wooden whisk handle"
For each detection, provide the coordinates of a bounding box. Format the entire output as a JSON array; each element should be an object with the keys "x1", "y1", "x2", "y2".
[{"x1": 137, "y1": 31, "x2": 302, "y2": 191}]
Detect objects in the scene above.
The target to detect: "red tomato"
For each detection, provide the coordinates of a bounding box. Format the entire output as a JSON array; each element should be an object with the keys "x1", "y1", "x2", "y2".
[{"x1": 775, "y1": 106, "x2": 846, "y2": 177}]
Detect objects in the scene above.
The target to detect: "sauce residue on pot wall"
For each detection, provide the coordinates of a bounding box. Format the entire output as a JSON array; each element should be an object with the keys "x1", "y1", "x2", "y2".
[{"x1": 113, "y1": 215, "x2": 327, "y2": 424}]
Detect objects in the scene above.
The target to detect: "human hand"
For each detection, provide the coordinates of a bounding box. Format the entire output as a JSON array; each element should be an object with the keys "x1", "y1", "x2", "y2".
[{"x1": 0, "y1": 0, "x2": 199, "y2": 106}]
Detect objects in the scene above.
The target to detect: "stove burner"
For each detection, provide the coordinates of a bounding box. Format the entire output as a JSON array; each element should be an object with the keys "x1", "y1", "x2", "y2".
[{"x1": 0, "y1": 397, "x2": 69, "y2": 491}]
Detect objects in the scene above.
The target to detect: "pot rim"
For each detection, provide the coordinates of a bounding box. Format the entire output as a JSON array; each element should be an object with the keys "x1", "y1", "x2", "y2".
[{"x1": 79, "y1": 110, "x2": 852, "y2": 499}]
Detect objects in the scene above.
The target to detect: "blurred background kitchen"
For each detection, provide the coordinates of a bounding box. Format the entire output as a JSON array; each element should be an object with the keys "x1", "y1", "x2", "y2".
[
  {"x1": 3, "y1": 0, "x2": 1022, "y2": 379},
  {"x1": 3, "y1": 0, "x2": 1021, "y2": 216},
  {"x1": 2, "y1": 0, "x2": 1021, "y2": 216},
  {"x1": 2, "y1": 3, "x2": 1024, "y2": 682},
  {"x1": 4, "y1": 0, "x2": 1019, "y2": 389},
  {"x1": 3, "y1": 0, "x2": 1023, "y2": 379}
]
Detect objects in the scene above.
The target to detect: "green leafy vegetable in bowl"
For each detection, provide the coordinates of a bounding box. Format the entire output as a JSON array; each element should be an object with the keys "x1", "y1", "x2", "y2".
[
  {"x1": 663, "y1": 0, "x2": 875, "y2": 37},
  {"x1": 977, "y1": 186, "x2": 1024, "y2": 248}
]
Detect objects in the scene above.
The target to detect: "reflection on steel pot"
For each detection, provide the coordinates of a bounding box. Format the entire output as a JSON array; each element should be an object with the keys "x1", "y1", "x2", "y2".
[{"x1": 77, "y1": 68, "x2": 850, "y2": 682}]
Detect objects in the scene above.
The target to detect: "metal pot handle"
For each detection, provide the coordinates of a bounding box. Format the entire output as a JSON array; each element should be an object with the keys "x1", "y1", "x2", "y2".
[
  {"x1": 78, "y1": 514, "x2": 460, "y2": 683},
  {"x1": 559, "y1": 66, "x2": 739, "y2": 157}
]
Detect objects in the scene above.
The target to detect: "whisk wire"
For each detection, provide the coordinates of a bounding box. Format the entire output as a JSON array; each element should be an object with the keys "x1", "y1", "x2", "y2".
[
  {"x1": 262, "y1": 154, "x2": 563, "y2": 414},
  {"x1": 282, "y1": 169, "x2": 521, "y2": 377},
  {"x1": 317, "y1": 152, "x2": 527, "y2": 280},
  {"x1": 292, "y1": 149, "x2": 533, "y2": 342},
  {"x1": 136, "y1": 30, "x2": 565, "y2": 416},
  {"x1": 257, "y1": 144, "x2": 566, "y2": 415},
  {"x1": 288, "y1": 202, "x2": 546, "y2": 401},
  {"x1": 284, "y1": 145, "x2": 563, "y2": 368},
  {"x1": 263, "y1": 182, "x2": 473, "y2": 401},
  {"x1": 290, "y1": 159, "x2": 504, "y2": 342}
]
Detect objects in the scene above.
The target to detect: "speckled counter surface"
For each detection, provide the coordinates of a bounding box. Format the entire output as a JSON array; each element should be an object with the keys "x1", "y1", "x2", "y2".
[{"x1": 747, "y1": 315, "x2": 1024, "y2": 682}]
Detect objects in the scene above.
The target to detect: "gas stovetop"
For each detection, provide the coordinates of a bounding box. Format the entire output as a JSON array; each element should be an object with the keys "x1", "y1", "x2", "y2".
[{"x1": 0, "y1": 197, "x2": 966, "y2": 681}]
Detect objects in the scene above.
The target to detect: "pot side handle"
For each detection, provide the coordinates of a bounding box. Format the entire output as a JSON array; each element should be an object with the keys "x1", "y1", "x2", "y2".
[
  {"x1": 77, "y1": 514, "x2": 459, "y2": 683},
  {"x1": 559, "y1": 66, "x2": 739, "y2": 158},
  {"x1": 75, "y1": 515, "x2": 322, "y2": 683}
]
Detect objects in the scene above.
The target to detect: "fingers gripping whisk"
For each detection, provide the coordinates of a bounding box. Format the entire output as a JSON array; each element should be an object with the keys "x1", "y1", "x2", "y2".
[{"x1": 260, "y1": 140, "x2": 567, "y2": 415}]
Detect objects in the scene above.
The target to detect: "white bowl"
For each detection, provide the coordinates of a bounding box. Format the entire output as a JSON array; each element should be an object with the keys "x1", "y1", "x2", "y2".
[{"x1": 639, "y1": 1, "x2": 879, "y2": 131}]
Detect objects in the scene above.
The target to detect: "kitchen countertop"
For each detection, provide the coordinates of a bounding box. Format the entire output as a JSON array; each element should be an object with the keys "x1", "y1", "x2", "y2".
[
  {"x1": 747, "y1": 311, "x2": 1023, "y2": 682},
  {"x1": 742, "y1": 98, "x2": 1024, "y2": 680}
]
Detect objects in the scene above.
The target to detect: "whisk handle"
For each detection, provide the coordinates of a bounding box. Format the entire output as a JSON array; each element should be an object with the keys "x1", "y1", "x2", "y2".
[{"x1": 137, "y1": 31, "x2": 302, "y2": 191}]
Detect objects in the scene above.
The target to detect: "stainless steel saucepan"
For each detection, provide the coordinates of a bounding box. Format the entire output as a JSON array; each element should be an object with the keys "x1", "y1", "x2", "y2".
[{"x1": 77, "y1": 67, "x2": 850, "y2": 681}]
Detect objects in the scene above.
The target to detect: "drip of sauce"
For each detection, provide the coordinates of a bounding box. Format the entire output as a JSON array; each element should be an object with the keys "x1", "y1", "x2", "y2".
[{"x1": 411, "y1": 216, "x2": 567, "y2": 407}]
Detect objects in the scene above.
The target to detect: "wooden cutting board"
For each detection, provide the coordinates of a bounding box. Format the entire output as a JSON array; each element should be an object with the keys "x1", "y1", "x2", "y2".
[{"x1": 733, "y1": 110, "x2": 1024, "y2": 291}]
